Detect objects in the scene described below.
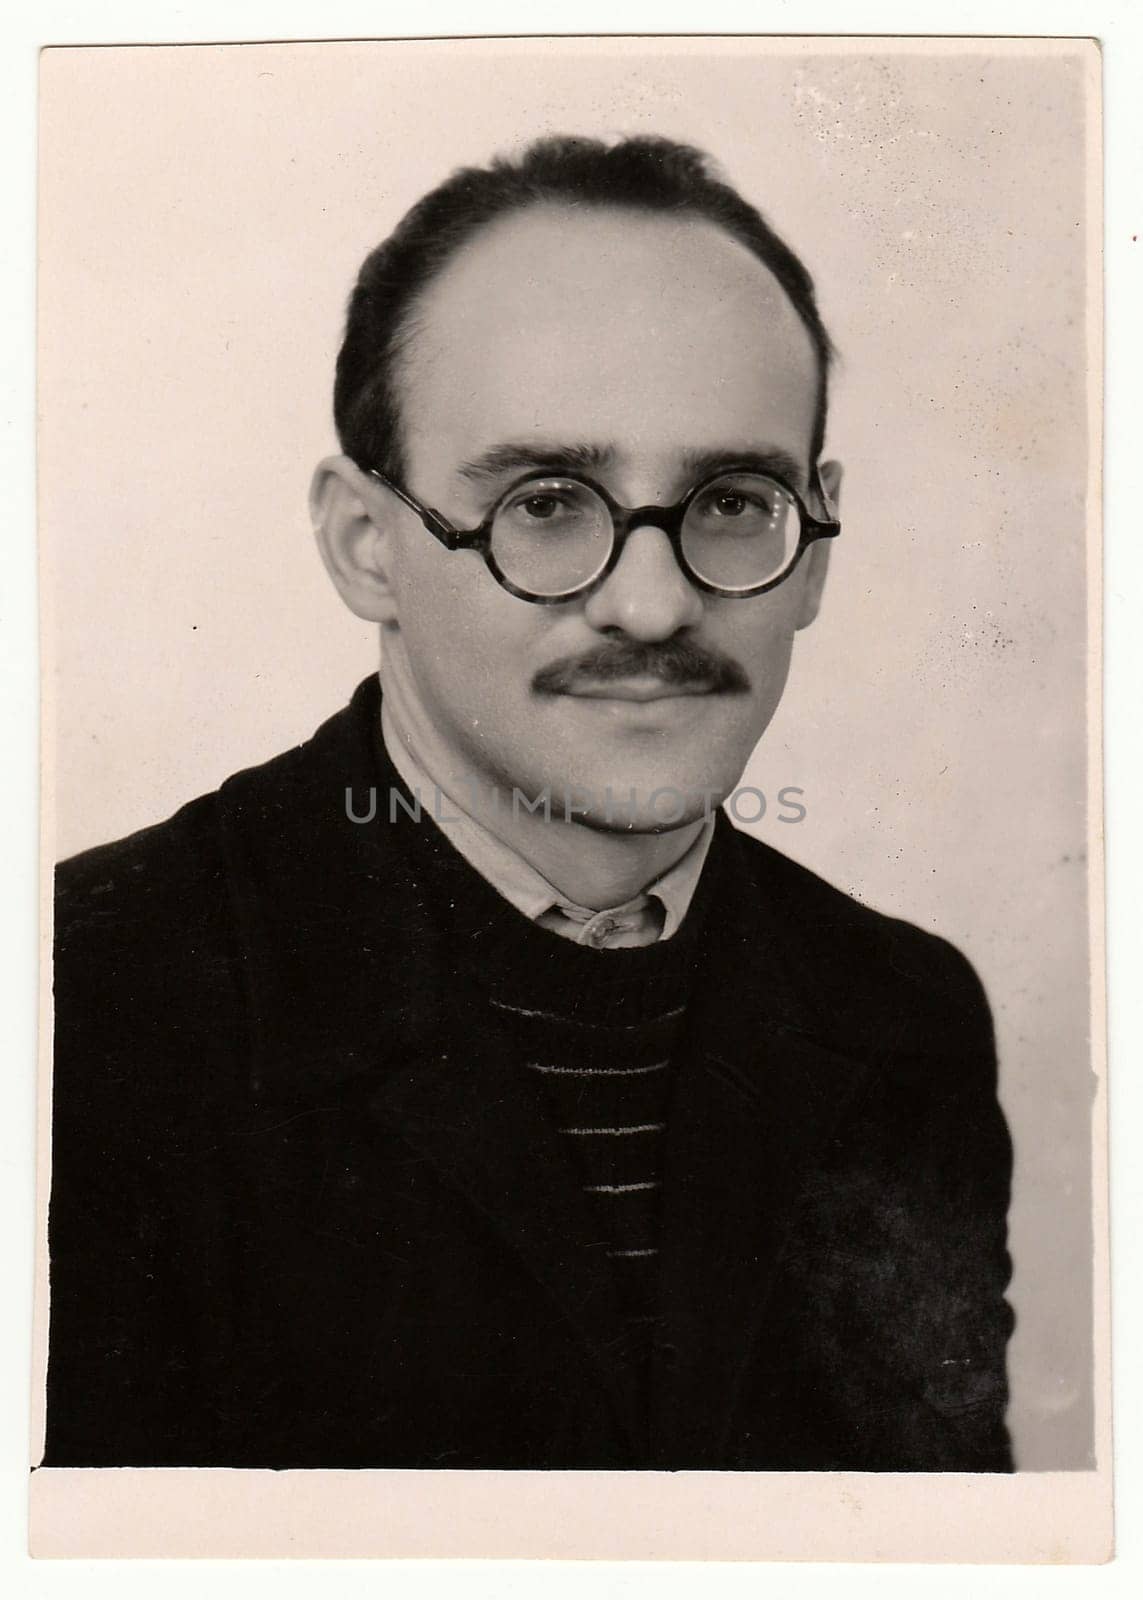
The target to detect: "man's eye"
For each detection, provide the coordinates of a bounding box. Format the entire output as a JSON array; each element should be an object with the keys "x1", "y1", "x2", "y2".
[
  {"x1": 713, "y1": 493, "x2": 749, "y2": 516},
  {"x1": 707, "y1": 490, "x2": 775, "y2": 517},
  {"x1": 520, "y1": 495, "x2": 562, "y2": 520},
  {"x1": 501, "y1": 486, "x2": 590, "y2": 526}
]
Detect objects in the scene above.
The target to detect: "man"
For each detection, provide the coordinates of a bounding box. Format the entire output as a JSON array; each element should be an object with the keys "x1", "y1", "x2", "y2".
[{"x1": 45, "y1": 135, "x2": 1015, "y2": 1471}]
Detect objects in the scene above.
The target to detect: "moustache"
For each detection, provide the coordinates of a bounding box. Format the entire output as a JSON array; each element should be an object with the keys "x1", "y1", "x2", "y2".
[{"x1": 532, "y1": 637, "x2": 750, "y2": 697}]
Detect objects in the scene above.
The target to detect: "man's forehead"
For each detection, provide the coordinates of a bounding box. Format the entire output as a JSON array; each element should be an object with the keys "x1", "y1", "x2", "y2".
[
  {"x1": 408, "y1": 203, "x2": 815, "y2": 367},
  {"x1": 398, "y1": 203, "x2": 820, "y2": 479}
]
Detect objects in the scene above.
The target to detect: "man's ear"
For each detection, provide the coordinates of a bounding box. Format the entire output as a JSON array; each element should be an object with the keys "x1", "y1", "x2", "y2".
[
  {"x1": 794, "y1": 458, "x2": 842, "y2": 630},
  {"x1": 310, "y1": 455, "x2": 399, "y2": 625}
]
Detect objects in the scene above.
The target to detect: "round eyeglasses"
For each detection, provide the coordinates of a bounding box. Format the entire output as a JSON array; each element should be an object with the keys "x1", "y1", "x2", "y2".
[{"x1": 368, "y1": 463, "x2": 840, "y2": 605}]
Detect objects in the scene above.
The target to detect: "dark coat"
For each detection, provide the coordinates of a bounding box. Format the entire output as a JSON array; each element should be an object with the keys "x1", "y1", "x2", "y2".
[{"x1": 45, "y1": 677, "x2": 1015, "y2": 1470}]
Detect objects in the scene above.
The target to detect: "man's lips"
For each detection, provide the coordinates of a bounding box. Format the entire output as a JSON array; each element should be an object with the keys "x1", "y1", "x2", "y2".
[{"x1": 559, "y1": 677, "x2": 718, "y2": 702}]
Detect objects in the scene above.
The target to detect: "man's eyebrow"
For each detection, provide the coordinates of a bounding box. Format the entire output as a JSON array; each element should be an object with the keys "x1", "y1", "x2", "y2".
[
  {"x1": 456, "y1": 441, "x2": 615, "y2": 483},
  {"x1": 679, "y1": 446, "x2": 809, "y2": 490},
  {"x1": 454, "y1": 440, "x2": 811, "y2": 494}
]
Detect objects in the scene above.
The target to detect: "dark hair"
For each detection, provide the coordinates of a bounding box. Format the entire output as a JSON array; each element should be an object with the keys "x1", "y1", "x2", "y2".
[{"x1": 334, "y1": 135, "x2": 834, "y2": 480}]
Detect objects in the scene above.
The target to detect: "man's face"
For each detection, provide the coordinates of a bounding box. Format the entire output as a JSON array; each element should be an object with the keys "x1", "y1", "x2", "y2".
[{"x1": 371, "y1": 204, "x2": 831, "y2": 830}]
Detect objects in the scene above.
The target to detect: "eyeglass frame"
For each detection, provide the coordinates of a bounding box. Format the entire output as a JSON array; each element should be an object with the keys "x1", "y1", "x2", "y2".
[{"x1": 366, "y1": 460, "x2": 841, "y2": 605}]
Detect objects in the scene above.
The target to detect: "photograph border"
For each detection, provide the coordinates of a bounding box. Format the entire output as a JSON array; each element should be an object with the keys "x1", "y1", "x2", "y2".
[{"x1": 4, "y1": 1, "x2": 1136, "y2": 1581}]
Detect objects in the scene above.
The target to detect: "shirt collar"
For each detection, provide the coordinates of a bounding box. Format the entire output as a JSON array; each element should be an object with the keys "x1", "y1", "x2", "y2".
[{"x1": 379, "y1": 684, "x2": 715, "y2": 943}]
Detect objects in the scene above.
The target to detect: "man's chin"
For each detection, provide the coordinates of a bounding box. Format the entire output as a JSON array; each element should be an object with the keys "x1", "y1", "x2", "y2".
[{"x1": 572, "y1": 802, "x2": 717, "y2": 837}]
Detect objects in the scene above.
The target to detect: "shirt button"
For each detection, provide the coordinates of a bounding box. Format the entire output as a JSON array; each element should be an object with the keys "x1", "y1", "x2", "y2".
[{"x1": 587, "y1": 918, "x2": 616, "y2": 947}]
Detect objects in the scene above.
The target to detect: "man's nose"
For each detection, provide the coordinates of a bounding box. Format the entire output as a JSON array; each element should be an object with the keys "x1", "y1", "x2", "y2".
[{"x1": 581, "y1": 523, "x2": 705, "y2": 640}]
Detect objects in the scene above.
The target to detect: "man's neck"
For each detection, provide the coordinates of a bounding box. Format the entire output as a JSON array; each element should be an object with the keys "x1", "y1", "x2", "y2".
[{"x1": 379, "y1": 665, "x2": 706, "y2": 912}]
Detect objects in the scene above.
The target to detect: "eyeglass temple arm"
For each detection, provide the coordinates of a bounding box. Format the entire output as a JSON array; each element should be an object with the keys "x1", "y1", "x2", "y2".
[
  {"x1": 368, "y1": 469, "x2": 464, "y2": 550},
  {"x1": 808, "y1": 464, "x2": 841, "y2": 534}
]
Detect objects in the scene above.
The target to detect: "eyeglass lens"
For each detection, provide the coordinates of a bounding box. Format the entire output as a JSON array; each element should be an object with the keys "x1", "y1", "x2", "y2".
[{"x1": 488, "y1": 473, "x2": 800, "y2": 598}]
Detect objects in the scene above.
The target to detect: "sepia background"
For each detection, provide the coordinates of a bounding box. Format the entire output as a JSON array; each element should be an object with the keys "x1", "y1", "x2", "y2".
[{"x1": 39, "y1": 38, "x2": 1097, "y2": 1471}]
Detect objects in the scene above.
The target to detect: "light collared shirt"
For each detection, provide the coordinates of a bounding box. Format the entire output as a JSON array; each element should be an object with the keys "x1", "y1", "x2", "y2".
[{"x1": 380, "y1": 696, "x2": 714, "y2": 949}]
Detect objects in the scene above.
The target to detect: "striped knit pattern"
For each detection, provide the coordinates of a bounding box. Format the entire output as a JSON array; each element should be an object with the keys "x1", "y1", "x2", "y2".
[{"x1": 489, "y1": 997, "x2": 688, "y2": 1328}]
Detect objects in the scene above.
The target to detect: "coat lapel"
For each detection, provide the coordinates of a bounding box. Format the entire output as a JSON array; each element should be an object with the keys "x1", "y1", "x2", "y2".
[
  {"x1": 367, "y1": 1017, "x2": 647, "y2": 1448},
  {"x1": 651, "y1": 825, "x2": 878, "y2": 1466}
]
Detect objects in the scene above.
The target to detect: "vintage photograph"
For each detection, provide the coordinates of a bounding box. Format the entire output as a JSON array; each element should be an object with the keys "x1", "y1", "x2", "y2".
[{"x1": 32, "y1": 33, "x2": 1106, "y2": 1557}]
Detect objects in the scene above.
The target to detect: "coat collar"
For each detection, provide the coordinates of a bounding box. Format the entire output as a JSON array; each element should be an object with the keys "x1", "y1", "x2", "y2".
[{"x1": 216, "y1": 676, "x2": 876, "y2": 1458}]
